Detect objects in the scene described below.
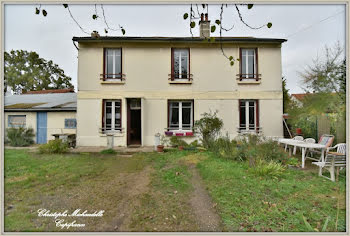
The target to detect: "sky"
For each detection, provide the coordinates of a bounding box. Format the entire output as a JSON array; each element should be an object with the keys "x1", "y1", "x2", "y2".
[{"x1": 4, "y1": 4, "x2": 346, "y2": 94}]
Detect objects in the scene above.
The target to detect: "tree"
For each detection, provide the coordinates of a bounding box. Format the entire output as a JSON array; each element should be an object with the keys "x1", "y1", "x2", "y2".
[
  {"x1": 4, "y1": 50, "x2": 74, "y2": 94},
  {"x1": 297, "y1": 42, "x2": 345, "y2": 116},
  {"x1": 282, "y1": 77, "x2": 291, "y2": 113}
]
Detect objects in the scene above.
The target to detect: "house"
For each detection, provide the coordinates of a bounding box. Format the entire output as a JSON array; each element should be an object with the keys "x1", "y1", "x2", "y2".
[
  {"x1": 4, "y1": 89, "x2": 77, "y2": 144},
  {"x1": 72, "y1": 14, "x2": 287, "y2": 147}
]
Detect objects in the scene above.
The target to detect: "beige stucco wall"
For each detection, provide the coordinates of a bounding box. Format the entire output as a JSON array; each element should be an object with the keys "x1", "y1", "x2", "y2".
[
  {"x1": 78, "y1": 42, "x2": 282, "y2": 93},
  {"x1": 5, "y1": 111, "x2": 76, "y2": 143},
  {"x1": 47, "y1": 112, "x2": 76, "y2": 141},
  {"x1": 76, "y1": 41, "x2": 284, "y2": 147}
]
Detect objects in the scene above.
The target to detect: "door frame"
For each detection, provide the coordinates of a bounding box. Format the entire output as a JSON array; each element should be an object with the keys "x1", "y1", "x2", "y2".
[{"x1": 126, "y1": 98, "x2": 142, "y2": 146}]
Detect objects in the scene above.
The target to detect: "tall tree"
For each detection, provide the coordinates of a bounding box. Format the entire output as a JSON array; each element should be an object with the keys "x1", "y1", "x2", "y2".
[
  {"x1": 4, "y1": 50, "x2": 74, "y2": 94},
  {"x1": 282, "y1": 77, "x2": 291, "y2": 113}
]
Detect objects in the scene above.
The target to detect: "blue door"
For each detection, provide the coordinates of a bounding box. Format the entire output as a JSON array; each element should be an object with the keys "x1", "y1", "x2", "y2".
[{"x1": 37, "y1": 112, "x2": 47, "y2": 144}]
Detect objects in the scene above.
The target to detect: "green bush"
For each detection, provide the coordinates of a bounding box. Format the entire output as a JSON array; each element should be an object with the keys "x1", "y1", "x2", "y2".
[
  {"x1": 194, "y1": 111, "x2": 223, "y2": 149},
  {"x1": 250, "y1": 159, "x2": 285, "y2": 178},
  {"x1": 169, "y1": 136, "x2": 188, "y2": 147},
  {"x1": 6, "y1": 127, "x2": 35, "y2": 147},
  {"x1": 38, "y1": 139, "x2": 69, "y2": 154},
  {"x1": 210, "y1": 134, "x2": 241, "y2": 161},
  {"x1": 100, "y1": 149, "x2": 117, "y2": 154}
]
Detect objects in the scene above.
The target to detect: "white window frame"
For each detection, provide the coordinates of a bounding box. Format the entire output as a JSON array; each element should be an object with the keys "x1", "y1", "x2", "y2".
[
  {"x1": 240, "y1": 100, "x2": 257, "y2": 131},
  {"x1": 104, "y1": 100, "x2": 121, "y2": 133},
  {"x1": 105, "y1": 48, "x2": 122, "y2": 80},
  {"x1": 241, "y1": 49, "x2": 256, "y2": 79},
  {"x1": 169, "y1": 101, "x2": 193, "y2": 131},
  {"x1": 8, "y1": 115, "x2": 26, "y2": 128},
  {"x1": 173, "y1": 49, "x2": 189, "y2": 79}
]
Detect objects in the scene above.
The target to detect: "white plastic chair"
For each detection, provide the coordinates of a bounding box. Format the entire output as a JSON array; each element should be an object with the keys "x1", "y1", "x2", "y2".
[
  {"x1": 292, "y1": 136, "x2": 304, "y2": 155},
  {"x1": 312, "y1": 143, "x2": 346, "y2": 181}
]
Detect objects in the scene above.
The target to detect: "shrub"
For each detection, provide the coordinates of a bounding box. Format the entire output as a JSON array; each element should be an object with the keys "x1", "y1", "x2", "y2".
[
  {"x1": 6, "y1": 127, "x2": 35, "y2": 147},
  {"x1": 250, "y1": 159, "x2": 285, "y2": 177},
  {"x1": 38, "y1": 139, "x2": 69, "y2": 154},
  {"x1": 210, "y1": 134, "x2": 241, "y2": 161},
  {"x1": 100, "y1": 149, "x2": 117, "y2": 154},
  {"x1": 194, "y1": 111, "x2": 223, "y2": 149},
  {"x1": 169, "y1": 136, "x2": 188, "y2": 147}
]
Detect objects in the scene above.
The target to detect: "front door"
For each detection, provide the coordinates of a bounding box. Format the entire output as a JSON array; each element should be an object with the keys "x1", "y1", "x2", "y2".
[
  {"x1": 127, "y1": 99, "x2": 141, "y2": 146},
  {"x1": 37, "y1": 112, "x2": 47, "y2": 144}
]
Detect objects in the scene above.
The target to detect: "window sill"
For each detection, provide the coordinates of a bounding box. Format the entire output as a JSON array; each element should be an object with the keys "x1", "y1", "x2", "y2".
[
  {"x1": 237, "y1": 80, "x2": 261, "y2": 85},
  {"x1": 100, "y1": 80, "x2": 125, "y2": 85},
  {"x1": 168, "y1": 80, "x2": 193, "y2": 84},
  {"x1": 165, "y1": 131, "x2": 194, "y2": 136}
]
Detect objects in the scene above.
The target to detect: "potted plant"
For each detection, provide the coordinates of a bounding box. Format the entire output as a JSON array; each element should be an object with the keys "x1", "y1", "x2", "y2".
[{"x1": 157, "y1": 135, "x2": 168, "y2": 152}]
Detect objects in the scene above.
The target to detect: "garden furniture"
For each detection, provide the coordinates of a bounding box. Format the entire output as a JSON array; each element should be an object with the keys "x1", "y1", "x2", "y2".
[
  {"x1": 306, "y1": 134, "x2": 334, "y2": 162},
  {"x1": 312, "y1": 143, "x2": 346, "y2": 181},
  {"x1": 278, "y1": 138, "x2": 327, "y2": 168}
]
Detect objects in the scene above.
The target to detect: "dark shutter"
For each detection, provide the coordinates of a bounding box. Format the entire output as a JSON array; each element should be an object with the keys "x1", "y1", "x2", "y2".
[
  {"x1": 171, "y1": 48, "x2": 174, "y2": 80},
  {"x1": 102, "y1": 100, "x2": 105, "y2": 132},
  {"x1": 256, "y1": 100, "x2": 259, "y2": 133}
]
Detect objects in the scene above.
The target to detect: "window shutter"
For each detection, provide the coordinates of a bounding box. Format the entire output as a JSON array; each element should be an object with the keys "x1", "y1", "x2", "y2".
[
  {"x1": 171, "y1": 48, "x2": 174, "y2": 80},
  {"x1": 256, "y1": 100, "x2": 259, "y2": 133},
  {"x1": 255, "y1": 48, "x2": 259, "y2": 81},
  {"x1": 102, "y1": 100, "x2": 105, "y2": 131},
  {"x1": 238, "y1": 99, "x2": 241, "y2": 131}
]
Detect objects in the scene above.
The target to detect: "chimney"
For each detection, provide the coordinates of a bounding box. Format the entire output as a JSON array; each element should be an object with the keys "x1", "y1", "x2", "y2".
[{"x1": 199, "y1": 13, "x2": 210, "y2": 38}]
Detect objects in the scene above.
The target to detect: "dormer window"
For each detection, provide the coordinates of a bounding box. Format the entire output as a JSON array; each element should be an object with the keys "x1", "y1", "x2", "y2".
[{"x1": 169, "y1": 48, "x2": 193, "y2": 82}]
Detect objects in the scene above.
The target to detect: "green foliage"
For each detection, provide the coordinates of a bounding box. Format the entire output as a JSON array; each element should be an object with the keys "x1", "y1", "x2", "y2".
[
  {"x1": 267, "y1": 22, "x2": 272, "y2": 28},
  {"x1": 249, "y1": 159, "x2": 285, "y2": 178},
  {"x1": 302, "y1": 215, "x2": 330, "y2": 232},
  {"x1": 35, "y1": 8, "x2": 39, "y2": 14},
  {"x1": 63, "y1": 4, "x2": 68, "y2": 8},
  {"x1": 92, "y1": 14, "x2": 98, "y2": 20},
  {"x1": 183, "y1": 13, "x2": 188, "y2": 19},
  {"x1": 169, "y1": 136, "x2": 188, "y2": 147},
  {"x1": 286, "y1": 157, "x2": 299, "y2": 166},
  {"x1": 4, "y1": 50, "x2": 74, "y2": 94},
  {"x1": 190, "y1": 21, "x2": 196, "y2": 28},
  {"x1": 100, "y1": 149, "x2": 116, "y2": 154},
  {"x1": 42, "y1": 9, "x2": 47, "y2": 17},
  {"x1": 38, "y1": 139, "x2": 69, "y2": 154},
  {"x1": 215, "y1": 19, "x2": 221, "y2": 25},
  {"x1": 247, "y1": 4, "x2": 254, "y2": 9},
  {"x1": 121, "y1": 28, "x2": 126, "y2": 35},
  {"x1": 6, "y1": 127, "x2": 35, "y2": 147},
  {"x1": 210, "y1": 25, "x2": 216, "y2": 32},
  {"x1": 282, "y1": 77, "x2": 291, "y2": 113},
  {"x1": 194, "y1": 111, "x2": 223, "y2": 149}
]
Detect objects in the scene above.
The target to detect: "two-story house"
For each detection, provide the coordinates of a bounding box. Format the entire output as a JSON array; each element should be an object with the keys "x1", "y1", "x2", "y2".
[{"x1": 73, "y1": 15, "x2": 287, "y2": 147}]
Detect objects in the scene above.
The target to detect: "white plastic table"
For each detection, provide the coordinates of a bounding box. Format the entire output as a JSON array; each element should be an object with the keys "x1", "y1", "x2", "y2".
[{"x1": 278, "y1": 138, "x2": 327, "y2": 168}]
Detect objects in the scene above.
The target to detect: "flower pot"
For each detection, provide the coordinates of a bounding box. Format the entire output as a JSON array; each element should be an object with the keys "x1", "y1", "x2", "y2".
[
  {"x1": 296, "y1": 128, "x2": 302, "y2": 135},
  {"x1": 178, "y1": 146, "x2": 184, "y2": 151},
  {"x1": 165, "y1": 131, "x2": 173, "y2": 136},
  {"x1": 157, "y1": 145, "x2": 164, "y2": 152}
]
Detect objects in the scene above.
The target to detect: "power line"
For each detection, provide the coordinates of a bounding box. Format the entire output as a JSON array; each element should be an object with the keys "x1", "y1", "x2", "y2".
[{"x1": 286, "y1": 10, "x2": 345, "y2": 38}]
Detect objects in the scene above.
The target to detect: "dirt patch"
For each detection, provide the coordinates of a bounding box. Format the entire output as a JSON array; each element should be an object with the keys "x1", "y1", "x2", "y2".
[{"x1": 188, "y1": 165, "x2": 222, "y2": 232}]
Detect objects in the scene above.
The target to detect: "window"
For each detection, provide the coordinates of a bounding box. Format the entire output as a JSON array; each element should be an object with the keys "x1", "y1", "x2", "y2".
[
  {"x1": 103, "y1": 48, "x2": 122, "y2": 80},
  {"x1": 168, "y1": 100, "x2": 193, "y2": 130},
  {"x1": 239, "y1": 100, "x2": 259, "y2": 132},
  {"x1": 8, "y1": 115, "x2": 26, "y2": 128},
  {"x1": 64, "y1": 118, "x2": 77, "y2": 129},
  {"x1": 102, "y1": 100, "x2": 122, "y2": 132},
  {"x1": 239, "y1": 48, "x2": 258, "y2": 80},
  {"x1": 171, "y1": 49, "x2": 190, "y2": 80}
]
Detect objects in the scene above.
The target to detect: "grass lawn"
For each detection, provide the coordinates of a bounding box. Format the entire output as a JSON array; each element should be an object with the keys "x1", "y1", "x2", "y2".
[{"x1": 4, "y1": 148, "x2": 346, "y2": 232}]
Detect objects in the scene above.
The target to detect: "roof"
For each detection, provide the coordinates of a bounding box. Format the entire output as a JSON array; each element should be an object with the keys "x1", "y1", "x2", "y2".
[
  {"x1": 291, "y1": 93, "x2": 309, "y2": 101},
  {"x1": 72, "y1": 36, "x2": 287, "y2": 44},
  {"x1": 4, "y1": 93, "x2": 77, "y2": 112},
  {"x1": 23, "y1": 88, "x2": 74, "y2": 94}
]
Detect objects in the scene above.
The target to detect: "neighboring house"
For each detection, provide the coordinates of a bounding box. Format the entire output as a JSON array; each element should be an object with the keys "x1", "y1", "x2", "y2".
[
  {"x1": 73, "y1": 15, "x2": 287, "y2": 147},
  {"x1": 290, "y1": 93, "x2": 309, "y2": 107},
  {"x1": 4, "y1": 89, "x2": 77, "y2": 144}
]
